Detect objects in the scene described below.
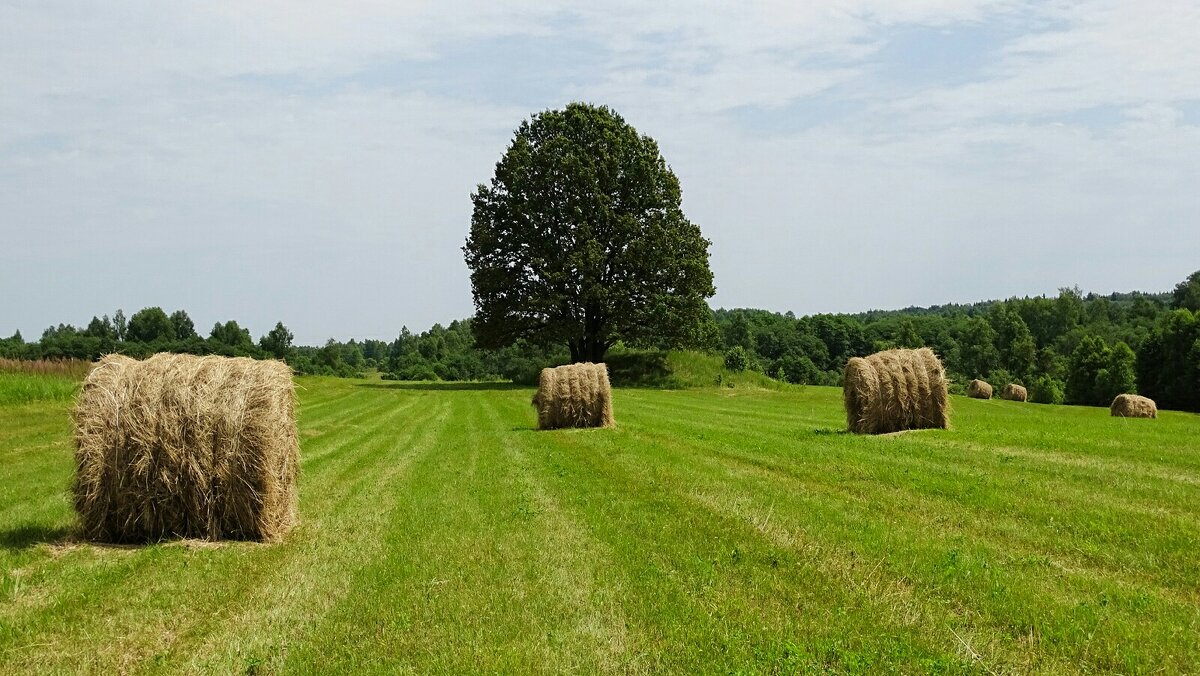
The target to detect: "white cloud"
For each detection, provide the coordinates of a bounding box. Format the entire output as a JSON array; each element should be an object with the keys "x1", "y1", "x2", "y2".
[{"x1": 884, "y1": 1, "x2": 1200, "y2": 125}]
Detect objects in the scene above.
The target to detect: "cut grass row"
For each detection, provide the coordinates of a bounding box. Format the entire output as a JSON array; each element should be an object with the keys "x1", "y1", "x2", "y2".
[{"x1": 1, "y1": 377, "x2": 1198, "y2": 673}]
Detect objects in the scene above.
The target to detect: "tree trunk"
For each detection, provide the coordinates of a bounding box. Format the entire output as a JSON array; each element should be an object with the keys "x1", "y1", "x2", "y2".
[
  {"x1": 579, "y1": 306, "x2": 608, "y2": 363},
  {"x1": 567, "y1": 336, "x2": 608, "y2": 364},
  {"x1": 587, "y1": 339, "x2": 607, "y2": 363}
]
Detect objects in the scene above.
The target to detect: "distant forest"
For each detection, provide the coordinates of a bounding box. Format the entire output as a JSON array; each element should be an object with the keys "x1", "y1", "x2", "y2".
[{"x1": 4, "y1": 270, "x2": 1198, "y2": 411}]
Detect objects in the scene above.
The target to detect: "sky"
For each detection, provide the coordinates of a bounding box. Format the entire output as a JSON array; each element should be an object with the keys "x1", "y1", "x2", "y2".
[{"x1": 2, "y1": 1, "x2": 1199, "y2": 345}]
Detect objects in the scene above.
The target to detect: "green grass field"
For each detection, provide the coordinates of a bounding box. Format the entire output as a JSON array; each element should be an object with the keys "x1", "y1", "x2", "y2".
[{"x1": 2, "y1": 376, "x2": 1198, "y2": 673}]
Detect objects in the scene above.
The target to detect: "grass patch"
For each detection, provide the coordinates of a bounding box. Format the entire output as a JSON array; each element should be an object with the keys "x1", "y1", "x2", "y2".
[
  {"x1": 1, "y1": 377, "x2": 1198, "y2": 672},
  {"x1": 0, "y1": 373, "x2": 80, "y2": 405}
]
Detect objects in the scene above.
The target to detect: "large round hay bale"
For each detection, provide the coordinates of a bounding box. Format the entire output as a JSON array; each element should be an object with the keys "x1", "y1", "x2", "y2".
[
  {"x1": 1001, "y1": 383, "x2": 1027, "y2": 402},
  {"x1": 72, "y1": 353, "x2": 299, "y2": 543},
  {"x1": 532, "y1": 362, "x2": 614, "y2": 430},
  {"x1": 843, "y1": 348, "x2": 949, "y2": 435},
  {"x1": 968, "y1": 379, "x2": 993, "y2": 399},
  {"x1": 1110, "y1": 393, "x2": 1157, "y2": 419}
]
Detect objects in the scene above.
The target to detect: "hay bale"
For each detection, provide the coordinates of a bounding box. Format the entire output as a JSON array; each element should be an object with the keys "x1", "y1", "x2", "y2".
[
  {"x1": 968, "y1": 379, "x2": 993, "y2": 399},
  {"x1": 72, "y1": 353, "x2": 299, "y2": 543},
  {"x1": 532, "y1": 362, "x2": 614, "y2": 430},
  {"x1": 843, "y1": 348, "x2": 950, "y2": 435},
  {"x1": 1110, "y1": 393, "x2": 1157, "y2": 419},
  {"x1": 1001, "y1": 383, "x2": 1027, "y2": 402}
]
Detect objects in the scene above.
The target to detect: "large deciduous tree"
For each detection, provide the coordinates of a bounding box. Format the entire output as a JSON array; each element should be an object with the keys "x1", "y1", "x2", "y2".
[
  {"x1": 260, "y1": 321, "x2": 294, "y2": 359},
  {"x1": 170, "y1": 309, "x2": 197, "y2": 340},
  {"x1": 126, "y1": 307, "x2": 175, "y2": 343},
  {"x1": 209, "y1": 320, "x2": 253, "y2": 350},
  {"x1": 464, "y1": 102, "x2": 716, "y2": 363}
]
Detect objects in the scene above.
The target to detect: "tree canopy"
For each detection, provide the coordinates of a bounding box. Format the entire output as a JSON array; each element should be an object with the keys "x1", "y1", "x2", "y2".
[
  {"x1": 126, "y1": 307, "x2": 174, "y2": 343},
  {"x1": 170, "y1": 310, "x2": 197, "y2": 340},
  {"x1": 464, "y1": 102, "x2": 716, "y2": 363},
  {"x1": 260, "y1": 321, "x2": 294, "y2": 359},
  {"x1": 6, "y1": 273, "x2": 1199, "y2": 412},
  {"x1": 1172, "y1": 269, "x2": 1200, "y2": 312},
  {"x1": 209, "y1": 320, "x2": 253, "y2": 351}
]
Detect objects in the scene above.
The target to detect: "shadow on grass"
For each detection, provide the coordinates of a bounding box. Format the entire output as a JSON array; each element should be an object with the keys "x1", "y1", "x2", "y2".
[
  {"x1": 356, "y1": 382, "x2": 527, "y2": 392},
  {"x1": 813, "y1": 427, "x2": 850, "y2": 436},
  {"x1": 0, "y1": 523, "x2": 73, "y2": 551}
]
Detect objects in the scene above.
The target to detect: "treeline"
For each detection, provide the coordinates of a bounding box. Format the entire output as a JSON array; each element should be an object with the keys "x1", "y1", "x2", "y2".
[
  {"x1": 3, "y1": 271, "x2": 1197, "y2": 411},
  {"x1": 714, "y1": 269, "x2": 1200, "y2": 412},
  {"x1": 0, "y1": 308, "x2": 562, "y2": 382},
  {"x1": 0, "y1": 307, "x2": 322, "y2": 369}
]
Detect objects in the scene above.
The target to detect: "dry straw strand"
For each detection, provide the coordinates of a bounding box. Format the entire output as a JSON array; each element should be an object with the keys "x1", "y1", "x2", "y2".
[
  {"x1": 843, "y1": 348, "x2": 949, "y2": 434},
  {"x1": 532, "y1": 362, "x2": 615, "y2": 429},
  {"x1": 533, "y1": 367, "x2": 557, "y2": 429},
  {"x1": 72, "y1": 353, "x2": 299, "y2": 543},
  {"x1": 1110, "y1": 393, "x2": 1157, "y2": 419},
  {"x1": 968, "y1": 379, "x2": 993, "y2": 400},
  {"x1": 1001, "y1": 383, "x2": 1027, "y2": 402}
]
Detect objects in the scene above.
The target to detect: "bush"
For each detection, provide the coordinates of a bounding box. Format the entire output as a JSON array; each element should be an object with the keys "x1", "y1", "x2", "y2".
[
  {"x1": 1028, "y1": 375, "x2": 1065, "y2": 404},
  {"x1": 987, "y1": 368, "x2": 1018, "y2": 391},
  {"x1": 724, "y1": 346, "x2": 750, "y2": 372},
  {"x1": 605, "y1": 350, "x2": 672, "y2": 387},
  {"x1": 495, "y1": 355, "x2": 545, "y2": 385},
  {"x1": 393, "y1": 362, "x2": 439, "y2": 381},
  {"x1": 775, "y1": 353, "x2": 820, "y2": 384},
  {"x1": 606, "y1": 349, "x2": 781, "y2": 389},
  {"x1": 817, "y1": 369, "x2": 843, "y2": 387}
]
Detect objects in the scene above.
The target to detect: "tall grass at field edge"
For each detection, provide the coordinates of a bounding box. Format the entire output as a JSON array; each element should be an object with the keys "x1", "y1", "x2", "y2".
[{"x1": 0, "y1": 373, "x2": 80, "y2": 405}]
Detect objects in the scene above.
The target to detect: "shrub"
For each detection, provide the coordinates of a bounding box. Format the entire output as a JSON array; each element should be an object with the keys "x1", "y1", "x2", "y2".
[
  {"x1": 987, "y1": 368, "x2": 1018, "y2": 392},
  {"x1": 776, "y1": 353, "x2": 821, "y2": 384},
  {"x1": 1028, "y1": 375, "x2": 1065, "y2": 404},
  {"x1": 724, "y1": 346, "x2": 750, "y2": 372},
  {"x1": 394, "y1": 362, "x2": 439, "y2": 381}
]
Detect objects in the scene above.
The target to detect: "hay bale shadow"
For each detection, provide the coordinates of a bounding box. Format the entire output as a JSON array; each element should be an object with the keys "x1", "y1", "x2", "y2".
[
  {"x1": 0, "y1": 524, "x2": 73, "y2": 551},
  {"x1": 812, "y1": 427, "x2": 849, "y2": 436}
]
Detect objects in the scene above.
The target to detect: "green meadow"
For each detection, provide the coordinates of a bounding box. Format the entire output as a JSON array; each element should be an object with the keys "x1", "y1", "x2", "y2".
[{"x1": 1, "y1": 374, "x2": 1198, "y2": 674}]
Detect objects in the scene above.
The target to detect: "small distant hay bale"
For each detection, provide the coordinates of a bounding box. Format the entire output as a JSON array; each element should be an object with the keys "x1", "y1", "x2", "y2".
[
  {"x1": 843, "y1": 348, "x2": 949, "y2": 435},
  {"x1": 532, "y1": 362, "x2": 614, "y2": 430},
  {"x1": 1110, "y1": 393, "x2": 1157, "y2": 419},
  {"x1": 968, "y1": 379, "x2": 993, "y2": 399},
  {"x1": 1001, "y1": 383, "x2": 1027, "y2": 402},
  {"x1": 72, "y1": 353, "x2": 299, "y2": 543}
]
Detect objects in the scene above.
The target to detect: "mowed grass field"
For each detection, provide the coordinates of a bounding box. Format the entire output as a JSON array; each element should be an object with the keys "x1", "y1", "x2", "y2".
[{"x1": 2, "y1": 376, "x2": 1199, "y2": 674}]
